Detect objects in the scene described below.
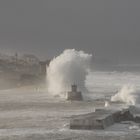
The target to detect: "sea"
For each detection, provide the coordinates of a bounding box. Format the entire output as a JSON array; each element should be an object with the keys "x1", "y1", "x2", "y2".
[{"x1": 0, "y1": 71, "x2": 140, "y2": 139}]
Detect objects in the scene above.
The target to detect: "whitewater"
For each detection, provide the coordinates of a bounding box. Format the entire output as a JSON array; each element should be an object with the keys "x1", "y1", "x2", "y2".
[
  {"x1": 0, "y1": 49, "x2": 140, "y2": 139},
  {"x1": 46, "y1": 49, "x2": 140, "y2": 105},
  {"x1": 0, "y1": 71, "x2": 140, "y2": 139}
]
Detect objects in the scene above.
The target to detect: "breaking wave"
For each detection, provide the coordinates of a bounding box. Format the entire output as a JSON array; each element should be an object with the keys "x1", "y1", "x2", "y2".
[
  {"x1": 111, "y1": 85, "x2": 137, "y2": 105},
  {"x1": 46, "y1": 49, "x2": 92, "y2": 96}
]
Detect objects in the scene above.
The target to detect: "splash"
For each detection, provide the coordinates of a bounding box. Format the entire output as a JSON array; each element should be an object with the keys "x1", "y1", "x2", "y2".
[
  {"x1": 46, "y1": 49, "x2": 92, "y2": 96},
  {"x1": 104, "y1": 101, "x2": 110, "y2": 107},
  {"x1": 111, "y1": 85, "x2": 137, "y2": 105}
]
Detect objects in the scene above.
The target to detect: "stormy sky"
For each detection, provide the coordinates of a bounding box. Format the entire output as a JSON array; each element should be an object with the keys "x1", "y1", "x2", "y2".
[{"x1": 0, "y1": 0, "x2": 140, "y2": 64}]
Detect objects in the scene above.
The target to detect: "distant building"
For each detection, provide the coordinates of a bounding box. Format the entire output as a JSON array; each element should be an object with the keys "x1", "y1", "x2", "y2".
[
  {"x1": 67, "y1": 85, "x2": 83, "y2": 101},
  {"x1": 39, "y1": 60, "x2": 50, "y2": 76},
  {"x1": 22, "y1": 54, "x2": 40, "y2": 65}
]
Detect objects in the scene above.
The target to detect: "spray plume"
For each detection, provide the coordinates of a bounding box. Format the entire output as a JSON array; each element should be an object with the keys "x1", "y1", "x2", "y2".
[
  {"x1": 46, "y1": 49, "x2": 92, "y2": 96},
  {"x1": 111, "y1": 85, "x2": 137, "y2": 105}
]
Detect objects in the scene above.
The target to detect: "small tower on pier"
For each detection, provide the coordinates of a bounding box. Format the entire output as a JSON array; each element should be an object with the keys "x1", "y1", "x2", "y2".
[{"x1": 67, "y1": 85, "x2": 83, "y2": 101}]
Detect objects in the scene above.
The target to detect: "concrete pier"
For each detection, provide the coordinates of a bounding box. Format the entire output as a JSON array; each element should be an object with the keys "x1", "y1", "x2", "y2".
[{"x1": 70, "y1": 108, "x2": 135, "y2": 130}]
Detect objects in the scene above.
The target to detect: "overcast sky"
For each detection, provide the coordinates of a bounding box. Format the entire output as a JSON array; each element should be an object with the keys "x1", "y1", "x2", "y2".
[{"x1": 0, "y1": 0, "x2": 140, "y2": 63}]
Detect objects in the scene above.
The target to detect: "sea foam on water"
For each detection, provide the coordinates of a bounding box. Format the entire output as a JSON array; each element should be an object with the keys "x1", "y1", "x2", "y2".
[{"x1": 46, "y1": 49, "x2": 92, "y2": 96}]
